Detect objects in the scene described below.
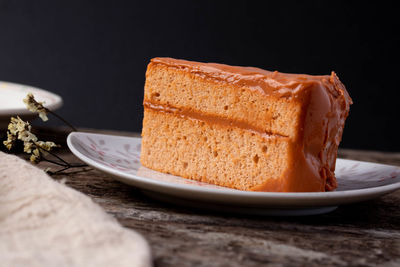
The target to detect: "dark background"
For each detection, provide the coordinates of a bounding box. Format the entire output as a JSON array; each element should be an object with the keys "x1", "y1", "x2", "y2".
[{"x1": 0, "y1": 1, "x2": 399, "y2": 151}]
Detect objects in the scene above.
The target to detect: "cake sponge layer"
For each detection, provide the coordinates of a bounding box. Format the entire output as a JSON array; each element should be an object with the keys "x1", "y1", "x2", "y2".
[
  {"x1": 145, "y1": 62, "x2": 303, "y2": 138},
  {"x1": 141, "y1": 108, "x2": 319, "y2": 191}
]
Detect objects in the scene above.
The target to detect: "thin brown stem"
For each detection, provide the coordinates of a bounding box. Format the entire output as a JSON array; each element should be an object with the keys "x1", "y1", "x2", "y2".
[
  {"x1": 69, "y1": 163, "x2": 88, "y2": 168},
  {"x1": 45, "y1": 108, "x2": 77, "y2": 131},
  {"x1": 49, "y1": 167, "x2": 92, "y2": 176},
  {"x1": 41, "y1": 157, "x2": 68, "y2": 167},
  {"x1": 47, "y1": 166, "x2": 71, "y2": 175},
  {"x1": 37, "y1": 145, "x2": 88, "y2": 169},
  {"x1": 36, "y1": 145, "x2": 70, "y2": 165}
]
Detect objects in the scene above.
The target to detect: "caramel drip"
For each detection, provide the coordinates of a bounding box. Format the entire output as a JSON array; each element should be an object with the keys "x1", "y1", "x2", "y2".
[
  {"x1": 252, "y1": 73, "x2": 352, "y2": 192},
  {"x1": 143, "y1": 101, "x2": 288, "y2": 140}
]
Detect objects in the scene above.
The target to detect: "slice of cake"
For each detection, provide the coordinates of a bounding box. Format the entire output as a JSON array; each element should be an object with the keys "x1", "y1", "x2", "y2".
[{"x1": 140, "y1": 57, "x2": 352, "y2": 192}]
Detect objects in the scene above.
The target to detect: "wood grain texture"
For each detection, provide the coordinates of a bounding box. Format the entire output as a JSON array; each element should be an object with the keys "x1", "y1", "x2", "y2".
[{"x1": 20, "y1": 128, "x2": 400, "y2": 266}]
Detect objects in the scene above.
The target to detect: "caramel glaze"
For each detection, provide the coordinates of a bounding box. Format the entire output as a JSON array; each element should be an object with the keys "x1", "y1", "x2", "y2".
[{"x1": 148, "y1": 57, "x2": 352, "y2": 192}]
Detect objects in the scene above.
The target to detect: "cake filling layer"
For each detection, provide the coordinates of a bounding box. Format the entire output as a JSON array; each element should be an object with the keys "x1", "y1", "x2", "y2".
[{"x1": 143, "y1": 101, "x2": 288, "y2": 139}]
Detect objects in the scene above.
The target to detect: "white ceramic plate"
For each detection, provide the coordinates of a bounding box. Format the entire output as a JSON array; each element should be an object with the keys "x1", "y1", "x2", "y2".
[
  {"x1": 67, "y1": 132, "x2": 400, "y2": 216},
  {"x1": 0, "y1": 81, "x2": 63, "y2": 128}
]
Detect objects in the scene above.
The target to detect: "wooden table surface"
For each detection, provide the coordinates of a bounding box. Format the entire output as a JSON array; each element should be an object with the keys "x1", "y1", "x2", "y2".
[{"x1": 19, "y1": 128, "x2": 400, "y2": 266}]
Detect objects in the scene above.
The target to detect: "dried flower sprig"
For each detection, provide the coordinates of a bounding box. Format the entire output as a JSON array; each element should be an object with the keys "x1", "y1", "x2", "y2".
[
  {"x1": 2, "y1": 93, "x2": 89, "y2": 175},
  {"x1": 23, "y1": 93, "x2": 49, "y2": 121},
  {"x1": 23, "y1": 93, "x2": 77, "y2": 131},
  {"x1": 3, "y1": 116, "x2": 58, "y2": 162}
]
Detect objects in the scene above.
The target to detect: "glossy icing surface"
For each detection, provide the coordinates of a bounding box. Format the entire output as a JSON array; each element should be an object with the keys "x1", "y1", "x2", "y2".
[{"x1": 152, "y1": 57, "x2": 351, "y2": 100}]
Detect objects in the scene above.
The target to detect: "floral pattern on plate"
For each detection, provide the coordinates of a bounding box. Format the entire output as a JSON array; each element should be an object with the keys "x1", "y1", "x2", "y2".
[
  {"x1": 71, "y1": 132, "x2": 400, "y2": 191},
  {"x1": 67, "y1": 132, "x2": 400, "y2": 216}
]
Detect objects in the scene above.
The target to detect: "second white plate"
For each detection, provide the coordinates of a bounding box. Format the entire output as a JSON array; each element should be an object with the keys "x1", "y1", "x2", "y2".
[{"x1": 67, "y1": 132, "x2": 400, "y2": 216}]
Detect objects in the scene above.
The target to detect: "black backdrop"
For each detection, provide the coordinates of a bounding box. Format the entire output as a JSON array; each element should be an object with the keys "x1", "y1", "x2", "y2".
[{"x1": 1, "y1": 1, "x2": 399, "y2": 151}]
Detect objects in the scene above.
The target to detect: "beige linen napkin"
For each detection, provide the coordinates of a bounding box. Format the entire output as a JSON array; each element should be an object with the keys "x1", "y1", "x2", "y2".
[{"x1": 0, "y1": 152, "x2": 152, "y2": 267}]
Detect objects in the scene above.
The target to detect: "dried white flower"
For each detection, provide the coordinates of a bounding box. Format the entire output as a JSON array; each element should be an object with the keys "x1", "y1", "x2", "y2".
[
  {"x1": 36, "y1": 141, "x2": 59, "y2": 152},
  {"x1": 30, "y1": 148, "x2": 40, "y2": 163},
  {"x1": 23, "y1": 93, "x2": 49, "y2": 121},
  {"x1": 3, "y1": 132, "x2": 16, "y2": 150},
  {"x1": 23, "y1": 141, "x2": 34, "y2": 153},
  {"x1": 2, "y1": 97, "x2": 82, "y2": 173},
  {"x1": 19, "y1": 129, "x2": 38, "y2": 143},
  {"x1": 3, "y1": 116, "x2": 59, "y2": 163}
]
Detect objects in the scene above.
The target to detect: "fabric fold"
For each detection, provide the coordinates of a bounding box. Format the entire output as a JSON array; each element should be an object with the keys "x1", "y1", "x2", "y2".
[{"x1": 0, "y1": 152, "x2": 152, "y2": 267}]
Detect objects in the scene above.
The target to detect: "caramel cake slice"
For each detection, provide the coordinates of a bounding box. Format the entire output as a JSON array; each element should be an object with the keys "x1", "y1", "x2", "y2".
[{"x1": 140, "y1": 57, "x2": 352, "y2": 192}]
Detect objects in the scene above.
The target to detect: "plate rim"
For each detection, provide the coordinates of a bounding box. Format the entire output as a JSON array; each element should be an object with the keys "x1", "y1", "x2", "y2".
[
  {"x1": 67, "y1": 132, "x2": 400, "y2": 206},
  {"x1": 0, "y1": 80, "x2": 63, "y2": 116}
]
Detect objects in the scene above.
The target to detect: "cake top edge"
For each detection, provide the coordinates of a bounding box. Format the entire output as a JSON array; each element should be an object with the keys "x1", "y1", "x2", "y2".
[
  {"x1": 152, "y1": 57, "x2": 329, "y2": 80},
  {"x1": 150, "y1": 57, "x2": 352, "y2": 104}
]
